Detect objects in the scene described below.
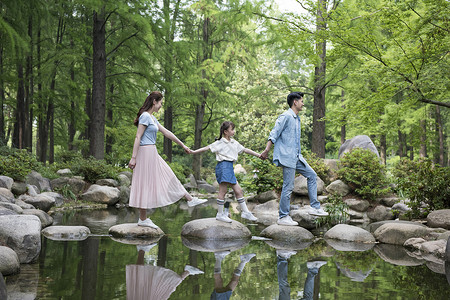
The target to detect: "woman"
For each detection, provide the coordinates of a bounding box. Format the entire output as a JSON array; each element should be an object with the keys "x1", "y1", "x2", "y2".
[{"x1": 128, "y1": 91, "x2": 206, "y2": 229}]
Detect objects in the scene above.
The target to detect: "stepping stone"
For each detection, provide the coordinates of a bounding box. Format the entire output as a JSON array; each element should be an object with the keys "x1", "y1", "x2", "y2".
[
  {"x1": 181, "y1": 236, "x2": 249, "y2": 252},
  {"x1": 109, "y1": 223, "x2": 164, "y2": 243},
  {"x1": 181, "y1": 218, "x2": 251, "y2": 240},
  {"x1": 42, "y1": 225, "x2": 90, "y2": 241}
]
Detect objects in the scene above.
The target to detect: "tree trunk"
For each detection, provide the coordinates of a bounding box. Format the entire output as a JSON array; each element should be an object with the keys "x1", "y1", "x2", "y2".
[
  {"x1": 24, "y1": 14, "x2": 33, "y2": 152},
  {"x1": 419, "y1": 119, "x2": 427, "y2": 158},
  {"x1": 398, "y1": 129, "x2": 406, "y2": 158},
  {"x1": 340, "y1": 89, "x2": 345, "y2": 145},
  {"x1": 36, "y1": 25, "x2": 42, "y2": 158},
  {"x1": 312, "y1": 0, "x2": 327, "y2": 158},
  {"x1": 68, "y1": 41, "x2": 76, "y2": 151},
  {"x1": 435, "y1": 106, "x2": 444, "y2": 166},
  {"x1": 105, "y1": 83, "x2": 114, "y2": 156},
  {"x1": 0, "y1": 44, "x2": 5, "y2": 145},
  {"x1": 13, "y1": 63, "x2": 25, "y2": 149},
  {"x1": 380, "y1": 134, "x2": 386, "y2": 164},
  {"x1": 90, "y1": 9, "x2": 107, "y2": 160},
  {"x1": 193, "y1": 101, "x2": 205, "y2": 180},
  {"x1": 163, "y1": 105, "x2": 173, "y2": 161}
]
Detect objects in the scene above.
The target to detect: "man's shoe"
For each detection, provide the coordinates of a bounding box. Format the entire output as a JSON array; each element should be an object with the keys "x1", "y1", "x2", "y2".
[
  {"x1": 241, "y1": 211, "x2": 258, "y2": 221},
  {"x1": 240, "y1": 253, "x2": 256, "y2": 263},
  {"x1": 307, "y1": 260, "x2": 327, "y2": 269},
  {"x1": 308, "y1": 207, "x2": 329, "y2": 217},
  {"x1": 136, "y1": 243, "x2": 157, "y2": 253},
  {"x1": 216, "y1": 212, "x2": 232, "y2": 223},
  {"x1": 277, "y1": 215, "x2": 298, "y2": 226},
  {"x1": 137, "y1": 218, "x2": 159, "y2": 229},
  {"x1": 184, "y1": 265, "x2": 204, "y2": 275},
  {"x1": 214, "y1": 250, "x2": 231, "y2": 260},
  {"x1": 187, "y1": 197, "x2": 208, "y2": 207},
  {"x1": 276, "y1": 250, "x2": 297, "y2": 260}
]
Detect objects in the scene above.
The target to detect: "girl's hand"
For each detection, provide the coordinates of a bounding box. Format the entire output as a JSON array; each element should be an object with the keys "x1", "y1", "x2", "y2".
[
  {"x1": 128, "y1": 158, "x2": 136, "y2": 169},
  {"x1": 183, "y1": 145, "x2": 191, "y2": 154}
]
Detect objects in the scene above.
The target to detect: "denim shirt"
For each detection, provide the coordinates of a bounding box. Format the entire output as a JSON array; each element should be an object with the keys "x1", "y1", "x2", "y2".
[{"x1": 268, "y1": 108, "x2": 306, "y2": 168}]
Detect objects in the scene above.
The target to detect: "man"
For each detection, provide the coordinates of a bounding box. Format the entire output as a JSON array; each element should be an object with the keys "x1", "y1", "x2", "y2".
[{"x1": 261, "y1": 92, "x2": 328, "y2": 226}]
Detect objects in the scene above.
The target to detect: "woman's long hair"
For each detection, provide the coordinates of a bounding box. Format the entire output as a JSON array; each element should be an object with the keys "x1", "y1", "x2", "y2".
[
  {"x1": 216, "y1": 121, "x2": 235, "y2": 141},
  {"x1": 134, "y1": 91, "x2": 163, "y2": 126}
]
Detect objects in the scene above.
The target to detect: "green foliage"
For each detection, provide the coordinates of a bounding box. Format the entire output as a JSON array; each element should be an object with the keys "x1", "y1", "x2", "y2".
[
  {"x1": 315, "y1": 193, "x2": 349, "y2": 228},
  {"x1": 240, "y1": 157, "x2": 283, "y2": 194},
  {"x1": 337, "y1": 148, "x2": 390, "y2": 200},
  {"x1": 53, "y1": 184, "x2": 77, "y2": 201},
  {"x1": 0, "y1": 147, "x2": 41, "y2": 181},
  {"x1": 303, "y1": 150, "x2": 330, "y2": 184},
  {"x1": 392, "y1": 158, "x2": 450, "y2": 217}
]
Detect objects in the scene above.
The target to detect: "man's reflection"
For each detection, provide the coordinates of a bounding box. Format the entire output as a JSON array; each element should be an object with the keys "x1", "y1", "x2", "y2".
[
  {"x1": 126, "y1": 243, "x2": 204, "y2": 300},
  {"x1": 211, "y1": 251, "x2": 256, "y2": 300},
  {"x1": 276, "y1": 250, "x2": 327, "y2": 300}
]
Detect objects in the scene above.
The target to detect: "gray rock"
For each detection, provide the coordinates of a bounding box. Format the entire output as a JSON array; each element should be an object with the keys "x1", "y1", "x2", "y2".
[
  {"x1": 260, "y1": 224, "x2": 314, "y2": 245},
  {"x1": 0, "y1": 207, "x2": 17, "y2": 216},
  {"x1": 265, "y1": 238, "x2": 313, "y2": 251},
  {"x1": 181, "y1": 236, "x2": 249, "y2": 252},
  {"x1": 252, "y1": 200, "x2": 279, "y2": 225},
  {"x1": 446, "y1": 236, "x2": 450, "y2": 262},
  {"x1": 0, "y1": 272, "x2": 5, "y2": 300},
  {"x1": 40, "y1": 192, "x2": 64, "y2": 207},
  {"x1": 26, "y1": 184, "x2": 39, "y2": 196},
  {"x1": 181, "y1": 218, "x2": 251, "y2": 240},
  {"x1": 11, "y1": 181, "x2": 28, "y2": 196},
  {"x1": 0, "y1": 202, "x2": 23, "y2": 214},
  {"x1": 96, "y1": 178, "x2": 118, "y2": 187},
  {"x1": 109, "y1": 223, "x2": 164, "y2": 241},
  {"x1": 23, "y1": 209, "x2": 53, "y2": 228},
  {"x1": 324, "y1": 224, "x2": 376, "y2": 243},
  {"x1": 338, "y1": 135, "x2": 380, "y2": 158},
  {"x1": 420, "y1": 240, "x2": 447, "y2": 258},
  {"x1": 51, "y1": 177, "x2": 86, "y2": 195},
  {"x1": 117, "y1": 174, "x2": 131, "y2": 187},
  {"x1": 14, "y1": 199, "x2": 35, "y2": 210},
  {"x1": 0, "y1": 187, "x2": 15, "y2": 202},
  {"x1": 118, "y1": 186, "x2": 130, "y2": 204},
  {"x1": 324, "y1": 159, "x2": 339, "y2": 172},
  {"x1": 0, "y1": 176, "x2": 14, "y2": 190},
  {"x1": 0, "y1": 246, "x2": 21, "y2": 275},
  {"x1": 56, "y1": 168, "x2": 72, "y2": 176},
  {"x1": 18, "y1": 193, "x2": 55, "y2": 212},
  {"x1": 119, "y1": 171, "x2": 133, "y2": 181},
  {"x1": 367, "y1": 220, "x2": 426, "y2": 233},
  {"x1": 335, "y1": 262, "x2": 373, "y2": 281},
  {"x1": 26, "y1": 171, "x2": 51, "y2": 192},
  {"x1": 326, "y1": 180, "x2": 351, "y2": 197},
  {"x1": 42, "y1": 225, "x2": 90, "y2": 241},
  {"x1": 374, "y1": 243, "x2": 424, "y2": 266},
  {"x1": 347, "y1": 209, "x2": 365, "y2": 219},
  {"x1": 111, "y1": 235, "x2": 163, "y2": 246},
  {"x1": 326, "y1": 239, "x2": 375, "y2": 251},
  {"x1": 234, "y1": 164, "x2": 247, "y2": 175},
  {"x1": 4, "y1": 263, "x2": 38, "y2": 299},
  {"x1": 373, "y1": 222, "x2": 430, "y2": 245},
  {"x1": 344, "y1": 198, "x2": 370, "y2": 212},
  {"x1": 248, "y1": 190, "x2": 278, "y2": 203},
  {"x1": 367, "y1": 205, "x2": 395, "y2": 222},
  {"x1": 197, "y1": 183, "x2": 216, "y2": 193},
  {"x1": 81, "y1": 184, "x2": 120, "y2": 205},
  {"x1": 290, "y1": 208, "x2": 318, "y2": 230},
  {"x1": 292, "y1": 175, "x2": 324, "y2": 196},
  {"x1": 0, "y1": 215, "x2": 41, "y2": 263},
  {"x1": 378, "y1": 197, "x2": 400, "y2": 207},
  {"x1": 392, "y1": 202, "x2": 411, "y2": 215},
  {"x1": 427, "y1": 209, "x2": 450, "y2": 230}
]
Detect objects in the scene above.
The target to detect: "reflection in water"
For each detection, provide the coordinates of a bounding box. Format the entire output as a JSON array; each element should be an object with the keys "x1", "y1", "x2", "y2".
[
  {"x1": 0, "y1": 273, "x2": 6, "y2": 299},
  {"x1": 276, "y1": 250, "x2": 327, "y2": 300},
  {"x1": 211, "y1": 251, "x2": 256, "y2": 300},
  {"x1": 126, "y1": 244, "x2": 204, "y2": 300}
]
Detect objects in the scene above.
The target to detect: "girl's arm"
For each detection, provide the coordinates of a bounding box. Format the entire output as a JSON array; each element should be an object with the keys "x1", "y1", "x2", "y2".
[
  {"x1": 243, "y1": 148, "x2": 262, "y2": 158},
  {"x1": 128, "y1": 124, "x2": 146, "y2": 169},
  {"x1": 158, "y1": 123, "x2": 191, "y2": 153},
  {"x1": 190, "y1": 145, "x2": 210, "y2": 155}
]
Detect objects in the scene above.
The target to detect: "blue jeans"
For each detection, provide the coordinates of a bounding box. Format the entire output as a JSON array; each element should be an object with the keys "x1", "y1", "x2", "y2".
[
  {"x1": 279, "y1": 159, "x2": 319, "y2": 218},
  {"x1": 277, "y1": 257, "x2": 290, "y2": 300},
  {"x1": 302, "y1": 268, "x2": 319, "y2": 300}
]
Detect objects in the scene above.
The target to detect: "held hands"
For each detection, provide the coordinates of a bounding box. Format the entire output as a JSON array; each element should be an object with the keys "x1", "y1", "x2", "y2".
[
  {"x1": 260, "y1": 150, "x2": 269, "y2": 160},
  {"x1": 183, "y1": 145, "x2": 192, "y2": 154}
]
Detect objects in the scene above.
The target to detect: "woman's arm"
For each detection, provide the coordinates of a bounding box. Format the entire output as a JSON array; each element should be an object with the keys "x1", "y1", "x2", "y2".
[
  {"x1": 128, "y1": 124, "x2": 146, "y2": 169},
  {"x1": 157, "y1": 123, "x2": 191, "y2": 153},
  {"x1": 243, "y1": 148, "x2": 262, "y2": 158},
  {"x1": 190, "y1": 145, "x2": 210, "y2": 155}
]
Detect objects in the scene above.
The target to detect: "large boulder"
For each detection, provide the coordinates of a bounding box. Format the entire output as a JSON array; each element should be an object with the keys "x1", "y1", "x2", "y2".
[
  {"x1": 42, "y1": 225, "x2": 90, "y2": 241},
  {"x1": 96, "y1": 178, "x2": 118, "y2": 187},
  {"x1": 324, "y1": 224, "x2": 376, "y2": 243},
  {"x1": 81, "y1": 184, "x2": 120, "y2": 205},
  {"x1": 117, "y1": 173, "x2": 131, "y2": 187},
  {"x1": 374, "y1": 244, "x2": 424, "y2": 266},
  {"x1": 0, "y1": 246, "x2": 21, "y2": 275},
  {"x1": 326, "y1": 180, "x2": 351, "y2": 197},
  {"x1": 373, "y1": 222, "x2": 430, "y2": 245},
  {"x1": 427, "y1": 209, "x2": 450, "y2": 230},
  {"x1": 247, "y1": 190, "x2": 278, "y2": 203},
  {"x1": 0, "y1": 215, "x2": 41, "y2": 263},
  {"x1": 26, "y1": 171, "x2": 51, "y2": 192},
  {"x1": 260, "y1": 224, "x2": 314, "y2": 248},
  {"x1": 11, "y1": 181, "x2": 27, "y2": 196},
  {"x1": 109, "y1": 223, "x2": 164, "y2": 243},
  {"x1": 0, "y1": 187, "x2": 14, "y2": 203},
  {"x1": 367, "y1": 205, "x2": 395, "y2": 222},
  {"x1": 252, "y1": 200, "x2": 279, "y2": 225},
  {"x1": 344, "y1": 198, "x2": 370, "y2": 212},
  {"x1": 181, "y1": 218, "x2": 251, "y2": 240},
  {"x1": 17, "y1": 193, "x2": 56, "y2": 212},
  {"x1": 22, "y1": 209, "x2": 53, "y2": 228},
  {"x1": 367, "y1": 220, "x2": 427, "y2": 233},
  {"x1": 0, "y1": 202, "x2": 23, "y2": 214},
  {"x1": 50, "y1": 177, "x2": 86, "y2": 195},
  {"x1": 292, "y1": 175, "x2": 324, "y2": 196},
  {"x1": 0, "y1": 176, "x2": 14, "y2": 190},
  {"x1": 290, "y1": 207, "x2": 319, "y2": 230},
  {"x1": 338, "y1": 135, "x2": 379, "y2": 158}
]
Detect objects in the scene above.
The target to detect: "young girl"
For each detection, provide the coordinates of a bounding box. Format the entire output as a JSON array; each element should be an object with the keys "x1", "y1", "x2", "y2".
[
  {"x1": 190, "y1": 121, "x2": 260, "y2": 223},
  {"x1": 128, "y1": 91, "x2": 207, "y2": 229}
]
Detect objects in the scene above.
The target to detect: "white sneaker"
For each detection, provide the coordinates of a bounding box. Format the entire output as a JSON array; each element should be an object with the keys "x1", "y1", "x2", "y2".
[
  {"x1": 216, "y1": 212, "x2": 232, "y2": 223},
  {"x1": 214, "y1": 250, "x2": 231, "y2": 260},
  {"x1": 308, "y1": 207, "x2": 329, "y2": 217},
  {"x1": 277, "y1": 215, "x2": 298, "y2": 226},
  {"x1": 137, "y1": 218, "x2": 159, "y2": 229},
  {"x1": 307, "y1": 260, "x2": 327, "y2": 269},
  {"x1": 187, "y1": 197, "x2": 208, "y2": 207},
  {"x1": 241, "y1": 211, "x2": 258, "y2": 221},
  {"x1": 136, "y1": 243, "x2": 157, "y2": 253},
  {"x1": 184, "y1": 265, "x2": 204, "y2": 275},
  {"x1": 276, "y1": 250, "x2": 297, "y2": 260},
  {"x1": 240, "y1": 253, "x2": 256, "y2": 263}
]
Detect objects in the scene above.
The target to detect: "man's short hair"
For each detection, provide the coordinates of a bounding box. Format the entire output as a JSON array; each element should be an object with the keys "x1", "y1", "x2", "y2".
[{"x1": 287, "y1": 92, "x2": 304, "y2": 107}]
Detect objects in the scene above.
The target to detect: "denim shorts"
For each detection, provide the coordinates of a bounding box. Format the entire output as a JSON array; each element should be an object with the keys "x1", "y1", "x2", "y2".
[{"x1": 215, "y1": 161, "x2": 237, "y2": 184}]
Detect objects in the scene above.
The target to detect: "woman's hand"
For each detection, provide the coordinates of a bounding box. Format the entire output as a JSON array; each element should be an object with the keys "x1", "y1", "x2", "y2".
[
  {"x1": 128, "y1": 158, "x2": 136, "y2": 169},
  {"x1": 183, "y1": 145, "x2": 192, "y2": 154}
]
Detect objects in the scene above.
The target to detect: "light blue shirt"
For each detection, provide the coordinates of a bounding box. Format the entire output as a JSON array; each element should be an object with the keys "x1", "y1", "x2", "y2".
[
  {"x1": 139, "y1": 112, "x2": 159, "y2": 145},
  {"x1": 268, "y1": 108, "x2": 306, "y2": 168}
]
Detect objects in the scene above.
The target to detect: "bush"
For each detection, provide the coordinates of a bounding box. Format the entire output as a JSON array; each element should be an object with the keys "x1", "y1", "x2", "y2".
[
  {"x1": 303, "y1": 151, "x2": 330, "y2": 184},
  {"x1": 315, "y1": 193, "x2": 349, "y2": 228},
  {"x1": 337, "y1": 148, "x2": 390, "y2": 200},
  {"x1": 0, "y1": 147, "x2": 42, "y2": 181},
  {"x1": 240, "y1": 157, "x2": 283, "y2": 194},
  {"x1": 392, "y1": 158, "x2": 450, "y2": 217}
]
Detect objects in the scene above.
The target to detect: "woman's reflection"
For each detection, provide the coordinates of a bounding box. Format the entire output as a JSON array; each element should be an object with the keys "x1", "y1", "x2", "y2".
[
  {"x1": 211, "y1": 251, "x2": 256, "y2": 300},
  {"x1": 126, "y1": 243, "x2": 204, "y2": 300},
  {"x1": 276, "y1": 250, "x2": 327, "y2": 300}
]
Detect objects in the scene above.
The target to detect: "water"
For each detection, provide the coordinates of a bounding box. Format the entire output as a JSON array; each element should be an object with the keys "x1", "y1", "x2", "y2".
[{"x1": 4, "y1": 202, "x2": 450, "y2": 299}]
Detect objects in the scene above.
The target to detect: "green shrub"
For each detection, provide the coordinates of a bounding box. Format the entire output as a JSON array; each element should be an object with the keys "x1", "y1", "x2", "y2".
[
  {"x1": 315, "y1": 193, "x2": 349, "y2": 228},
  {"x1": 392, "y1": 158, "x2": 450, "y2": 217},
  {"x1": 303, "y1": 151, "x2": 330, "y2": 185},
  {"x1": 240, "y1": 157, "x2": 283, "y2": 194},
  {"x1": 70, "y1": 157, "x2": 120, "y2": 183},
  {"x1": 337, "y1": 148, "x2": 390, "y2": 200},
  {"x1": 0, "y1": 147, "x2": 41, "y2": 181}
]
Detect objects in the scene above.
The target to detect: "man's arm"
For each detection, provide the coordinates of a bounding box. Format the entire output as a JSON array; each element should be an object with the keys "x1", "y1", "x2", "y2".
[{"x1": 260, "y1": 140, "x2": 273, "y2": 160}]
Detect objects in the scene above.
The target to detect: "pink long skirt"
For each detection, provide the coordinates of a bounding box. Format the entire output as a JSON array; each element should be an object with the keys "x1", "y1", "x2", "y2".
[
  {"x1": 126, "y1": 265, "x2": 183, "y2": 300},
  {"x1": 129, "y1": 145, "x2": 187, "y2": 209}
]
